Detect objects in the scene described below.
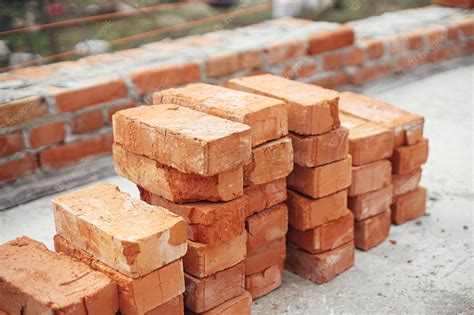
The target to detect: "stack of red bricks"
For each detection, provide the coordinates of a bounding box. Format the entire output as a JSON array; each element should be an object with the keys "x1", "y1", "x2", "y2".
[
  {"x1": 339, "y1": 92, "x2": 428, "y2": 227},
  {"x1": 112, "y1": 103, "x2": 255, "y2": 313},
  {"x1": 227, "y1": 74, "x2": 354, "y2": 284},
  {"x1": 52, "y1": 182, "x2": 189, "y2": 314},
  {"x1": 154, "y1": 84, "x2": 294, "y2": 299}
]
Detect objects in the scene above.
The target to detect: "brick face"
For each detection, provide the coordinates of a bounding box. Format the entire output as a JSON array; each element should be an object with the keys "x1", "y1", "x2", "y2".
[
  {"x1": 107, "y1": 101, "x2": 138, "y2": 124},
  {"x1": 0, "y1": 96, "x2": 47, "y2": 128},
  {"x1": 265, "y1": 40, "x2": 306, "y2": 64},
  {"x1": 29, "y1": 121, "x2": 65, "y2": 148},
  {"x1": 39, "y1": 133, "x2": 112, "y2": 169},
  {"x1": 205, "y1": 50, "x2": 262, "y2": 77},
  {"x1": 0, "y1": 154, "x2": 37, "y2": 183},
  {"x1": 0, "y1": 131, "x2": 23, "y2": 157},
  {"x1": 72, "y1": 111, "x2": 104, "y2": 134},
  {"x1": 308, "y1": 26, "x2": 354, "y2": 55}
]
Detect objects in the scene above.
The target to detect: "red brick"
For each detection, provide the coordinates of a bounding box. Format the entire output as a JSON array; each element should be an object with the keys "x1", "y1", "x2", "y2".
[
  {"x1": 287, "y1": 189, "x2": 348, "y2": 231},
  {"x1": 205, "y1": 50, "x2": 262, "y2": 77},
  {"x1": 418, "y1": 26, "x2": 446, "y2": 46},
  {"x1": 385, "y1": 35, "x2": 406, "y2": 55},
  {"x1": 146, "y1": 295, "x2": 184, "y2": 315},
  {"x1": 457, "y1": 18, "x2": 474, "y2": 36},
  {"x1": 130, "y1": 63, "x2": 200, "y2": 94},
  {"x1": 391, "y1": 139, "x2": 429, "y2": 175},
  {"x1": 348, "y1": 185, "x2": 393, "y2": 221},
  {"x1": 288, "y1": 210, "x2": 354, "y2": 254},
  {"x1": 245, "y1": 262, "x2": 283, "y2": 299},
  {"x1": 244, "y1": 178, "x2": 287, "y2": 217},
  {"x1": 0, "y1": 131, "x2": 23, "y2": 157},
  {"x1": 323, "y1": 53, "x2": 343, "y2": 71},
  {"x1": 447, "y1": 25, "x2": 460, "y2": 40},
  {"x1": 246, "y1": 237, "x2": 285, "y2": 275},
  {"x1": 343, "y1": 47, "x2": 365, "y2": 66},
  {"x1": 465, "y1": 39, "x2": 474, "y2": 53},
  {"x1": 246, "y1": 204, "x2": 288, "y2": 252},
  {"x1": 107, "y1": 101, "x2": 138, "y2": 124},
  {"x1": 308, "y1": 26, "x2": 354, "y2": 55},
  {"x1": 405, "y1": 31, "x2": 424, "y2": 50},
  {"x1": 433, "y1": 0, "x2": 474, "y2": 8},
  {"x1": 196, "y1": 291, "x2": 251, "y2": 315},
  {"x1": 0, "y1": 154, "x2": 37, "y2": 183},
  {"x1": 350, "y1": 63, "x2": 392, "y2": 85},
  {"x1": 265, "y1": 39, "x2": 306, "y2": 64},
  {"x1": 29, "y1": 120, "x2": 65, "y2": 148},
  {"x1": 52, "y1": 76, "x2": 128, "y2": 112},
  {"x1": 394, "y1": 56, "x2": 412, "y2": 73},
  {"x1": 286, "y1": 241, "x2": 354, "y2": 284},
  {"x1": 391, "y1": 186, "x2": 427, "y2": 225},
  {"x1": 354, "y1": 209, "x2": 391, "y2": 251},
  {"x1": 359, "y1": 39, "x2": 385, "y2": 59},
  {"x1": 349, "y1": 159, "x2": 392, "y2": 196},
  {"x1": 39, "y1": 133, "x2": 112, "y2": 169},
  {"x1": 72, "y1": 111, "x2": 104, "y2": 134},
  {"x1": 311, "y1": 71, "x2": 349, "y2": 89},
  {"x1": 0, "y1": 96, "x2": 46, "y2": 128},
  {"x1": 392, "y1": 169, "x2": 422, "y2": 198}
]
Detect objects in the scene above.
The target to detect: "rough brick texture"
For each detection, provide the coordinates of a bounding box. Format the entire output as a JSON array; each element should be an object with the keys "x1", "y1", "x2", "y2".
[
  {"x1": 244, "y1": 178, "x2": 287, "y2": 217},
  {"x1": 391, "y1": 186, "x2": 427, "y2": 225}
]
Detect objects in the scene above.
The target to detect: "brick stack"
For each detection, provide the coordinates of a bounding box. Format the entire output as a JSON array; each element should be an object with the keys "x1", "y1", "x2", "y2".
[
  {"x1": 154, "y1": 84, "x2": 293, "y2": 299},
  {"x1": 51, "y1": 183, "x2": 188, "y2": 315},
  {"x1": 228, "y1": 74, "x2": 354, "y2": 285},
  {"x1": 113, "y1": 104, "x2": 254, "y2": 313},
  {"x1": 0, "y1": 236, "x2": 119, "y2": 314},
  {"x1": 339, "y1": 112, "x2": 393, "y2": 250},
  {"x1": 339, "y1": 92, "x2": 428, "y2": 226}
]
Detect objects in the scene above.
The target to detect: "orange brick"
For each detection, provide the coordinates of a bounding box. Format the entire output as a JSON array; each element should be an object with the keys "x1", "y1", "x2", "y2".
[
  {"x1": 29, "y1": 120, "x2": 65, "y2": 148},
  {"x1": 287, "y1": 189, "x2": 347, "y2": 231},
  {"x1": 113, "y1": 105, "x2": 251, "y2": 176},
  {"x1": 244, "y1": 137, "x2": 293, "y2": 186},
  {"x1": 107, "y1": 101, "x2": 138, "y2": 124},
  {"x1": 288, "y1": 210, "x2": 354, "y2": 254},
  {"x1": 246, "y1": 237, "x2": 285, "y2": 275},
  {"x1": 0, "y1": 96, "x2": 46, "y2": 128},
  {"x1": 184, "y1": 262, "x2": 245, "y2": 313},
  {"x1": 0, "y1": 154, "x2": 37, "y2": 183},
  {"x1": 290, "y1": 127, "x2": 348, "y2": 167},
  {"x1": 54, "y1": 235, "x2": 184, "y2": 315},
  {"x1": 350, "y1": 63, "x2": 392, "y2": 85},
  {"x1": 265, "y1": 39, "x2": 306, "y2": 64},
  {"x1": 296, "y1": 61, "x2": 317, "y2": 78},
  {"x1": 286, "y1": 241, "x2": 355, "y2": 284},
  {"x1": 195, "y1": 291, "x2": 251, "y2": 315},
  {"x1": 246, "y1": 204, "x2": 288, "y2": 252},
  {"x1": 130, "y1": 63, "x2": 200, "y2": 94},
  {"x1": 205, "y1": 50, "x2": 261, "y2": 77},
  {"x1": 343, "y1": 47, "x2": 365, "y2": 66},
  {"x1": 184, "y1": 233, "x2": 246, "y2": 278},
  {"x1": 0, "y1": 237, "x2": 118, "y2": 315},
  {"x1": 405, "y1": 31, "x2": 424, "y2": 50},
  {"x1": 391, "y1": 139, "x2": 429, "y2": 175},
  {"x1": 244, "y1": 178, "x2": 287, "y2": 217},
  {"x1": 392, "y1": 168, "x2": 422, "y2": 198},
  {"x1": 40, "y1": 133, "x2": 112, "y2": 169},
  {"x1": 323, "y1": 53, "x2": 343, "y2": 71},
  {"x1": 310, "y1": 71, "x2": 349, "y2": 90},
  {"x1": 287, "y1": 156, "x2": 352, "y2": 199},
  {"x1": 339, "y1": 92, "x2": 424, "y2": 147},
  {"x1": 340, "y1": 112, "x2": 393, "y2": 165},
  {"x1": 141, "y1": 192, "x2": 245, "y2": 245},
  {"x1": 354, "y1": 209, "x2": 391, "y2": 251},
  {"x1": 359, "y1": 39, "x2": 384, "y2": 59},
  {"x1": 308, "y1": 26, "x2": 354, "y2": 55},
  {"x1": 433, "y1": 0, "x2": 474, "y2": 8},
  {"x1": 51, "y1": 76, "x2": 128, "y2": 112},
  {"x1": 391, "y1": 186, "x2": 427, "y2": 225},
  {"x1": 119, "y1": 146, "x2": 244, "y2": 203},
  {"x1": 0, "y1": 131, "x2": 23, "y2": 157},
  {"x1": 228, "y1": 74, "x2": 340, "y2": 135},
  {"x1": 146, "y1": 295, "x2": 184, "y2": 315},
  {"x1": 245, "y1": 262, "x2": 283, "y2": 299},
  {"x1": 348, "y1": 184, "x2": 393, "y2": 221},
  {"x1": 72, "y1": 110, "x2": 104, "y2": 134},
  {"x1": 349, "y1": 159, "x2": 391, "y2": 196},
  {"x1": 457, "y1": 18, "x2": 474, "y2": 36}
]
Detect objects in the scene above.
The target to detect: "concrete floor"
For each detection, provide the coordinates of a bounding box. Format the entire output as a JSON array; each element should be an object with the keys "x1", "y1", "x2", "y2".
[{"x1": 1, "y1": 58, "x2": 473, "y2": 314}]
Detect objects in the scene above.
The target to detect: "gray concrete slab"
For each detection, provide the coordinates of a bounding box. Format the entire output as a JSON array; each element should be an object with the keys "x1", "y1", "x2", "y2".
[{"x1": 1, "y1": 58, "x2": 473, "y2": 314}]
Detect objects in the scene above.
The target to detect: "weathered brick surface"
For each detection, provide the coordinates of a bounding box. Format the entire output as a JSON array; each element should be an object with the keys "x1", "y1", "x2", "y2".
[
  {"x1": 391, "y1": 139, "x2": 429, "y2": 175},
  {"x1": 286, "y1": 241, "x2": 355, "y2": 284},
  {"x1": 117, "y1": 144, "x2": 244, "y2": 203},
  {"x1": 308, "y1": 26, "x2": 355, "y2": 55},
  {"x1": 340, "y1": 112, "x2": 393, "y2": 165},
  {"x1": 154, "y1": 83, "x2": 288, "y2": 147},
  {"x1": 348, "y1": 184, "x2": 393, "y2": 221},
  {"x1": 290, "y1": 127, "x2": 349, "y2": 167},
  {"x1": 146, "y1": 295, "x2": 184, "y2": 315},
  {"x1": 52, "y1": 183, "x2": 188, "y2": 278},
  {"x1": 113, "y1": 105, "x2": 251, "y2": 176},
  {"x1": 228, "y1": 74, "x2": 340, "y2": 135},
  {"x1": 349, "y1": 159, "x2": 392, "y2": 196},
  {"x1": 54, "y1": 235, "x2": 184, "y2": 315},
  {"x1": 288, "y1": 210, "x2": 354, "y2": 254},
  {"x1": 29, "y1": 120, "x2": 65, "y2": 148},
  {"x1": 245, "y1": 262, "x2": 284, "y2": 299},
  {"x1": 246, "y1": 204, "x2": 288, "y2": 252},
  {"x1": 72, "y1": 110, "x2": 105, "y2": 134},
  {"x1": 392, "y1": 168, "x2": 422, "y2": 198},
  {"x1": 244, "y1": 137, "x2": 294, "y2": 186},
  {"x1": 354, "y1": 209, "x2": 391, "y2": 251},
  {"x1": 184, "y1": 233, "x2": 246, "y2": 278},
  {"x1": 265, "y1": 39, "x2": 306, "y2": 64},
  {"x1": 391, "y1": 186, "x2": 427, "y2": 225},
  {"x1": 0, "y1": 154, "x2": 37, "y2": 183},
  {"x1": 141, "y1": 191, "x2": 245, "y2": 245},
  {"x1": 287, "y1": 189, "x2": 348, "y2": 231},
  {"x1": 244, "y1": 178, "x2": 287, "y2": 217},
  {"x1": 246, "y1": 237, "x2": 286, "y2": 276},
  {"x1": 0, "y1": 96, "x2": 46, "y2": 128},
  {"x1": 194, "y1": 291, "x2": 251, "y2": 315},
  {"x1": 205, "y1": 50, "x2": 262, "y2": 77},
  {"x1": 288, "y1": 156, "x2": 352, "y2": 199},
  {"x1": 0, "y1": 237, "x2": 118, "y2": 315},
  {"x1": 184, "y1": 262, "x2": 245, "y2": 313},
  {"x1": 0, "y1": 131, "x2": 23, "y2": 157}
]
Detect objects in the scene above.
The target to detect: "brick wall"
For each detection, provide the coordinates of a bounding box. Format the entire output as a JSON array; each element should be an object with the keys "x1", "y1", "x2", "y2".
[{"x1": 0, "y1": 5, "x2": 472, "y2": 207}]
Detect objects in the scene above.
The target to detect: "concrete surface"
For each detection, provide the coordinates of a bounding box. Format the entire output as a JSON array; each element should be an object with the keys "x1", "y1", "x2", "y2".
[{"x1": 1, "y1": 58, "x2": 473, "y2": 314}]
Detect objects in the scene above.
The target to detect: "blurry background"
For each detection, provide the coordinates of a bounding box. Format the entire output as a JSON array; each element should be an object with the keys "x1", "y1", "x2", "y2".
[{"x1": 0, "y1": 0, "x2": 431, "y2": 70}]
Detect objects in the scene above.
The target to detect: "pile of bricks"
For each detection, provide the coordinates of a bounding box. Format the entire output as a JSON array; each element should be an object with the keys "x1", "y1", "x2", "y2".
[
  {"x1": 153, "y1": 83, "x2": 294, "y2": 299},
  {"x1": 339, "y1": 92, "x2": 428, "y2": 227},
  {"x1": 52, "y1": 182, "x2": 188, "y2": 314},
  {"x1": 112, "y1": 103, "x2": 254, "y2": 313},
  {"x1": 227, "y1": 74, "x2": 354, "y2": 284}
]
